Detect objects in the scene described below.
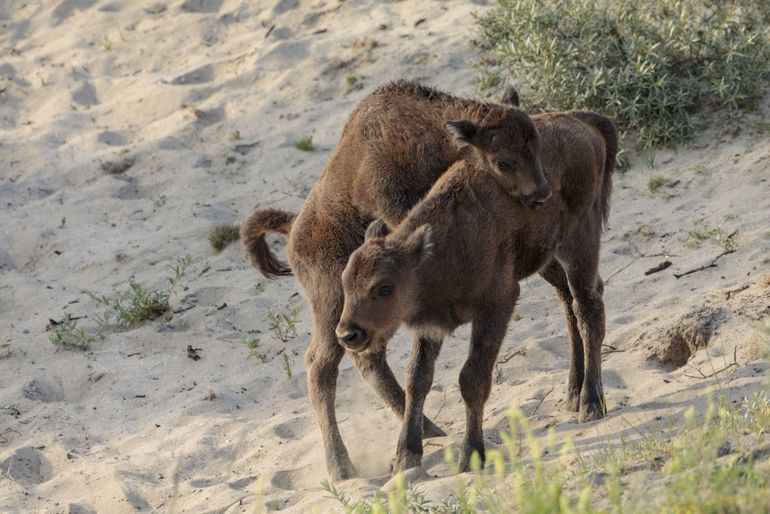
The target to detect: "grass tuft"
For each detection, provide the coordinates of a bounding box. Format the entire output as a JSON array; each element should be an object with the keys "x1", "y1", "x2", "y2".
[
  {"x1": 243, "y1": 336, "x2": 267, "y2": 362},
  {"x1": 89, "y1": 256, "x2": 191, "y2": 329},
  {"x1": 268, "y1": 308, "x2": 299, "y2": 343},
  {"x1": 294, "y1": 136, "x2": 314, "y2": 151},
  {"x1": 647, "y1": 176, "x2": 667, "y2": 194},
  {"x1": 49, "y1": 314, "x2": 94, "y2": 351},
  {"x1": 685, "y1": 224, "x2": 739, "y2": 252},
  {"x1": 209, "y1": 223, "x2": 240, "y2": 253},
  {"x1": 281, "y1": 352, "x2": 293, "y2": 379},
  {"x1": 473, "y1": 0, "x2": 770, "y2": 153}
]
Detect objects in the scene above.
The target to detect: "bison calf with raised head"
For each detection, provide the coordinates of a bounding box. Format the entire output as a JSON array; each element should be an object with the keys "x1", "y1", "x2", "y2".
[{"x1": 339, "y1": 110, "x2": 616, "y2": 473}]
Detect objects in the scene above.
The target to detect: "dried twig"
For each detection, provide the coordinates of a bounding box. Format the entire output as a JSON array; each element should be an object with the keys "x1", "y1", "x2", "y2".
[
  {"x1": 605, "y1": 257, "x2": 640, "y2": 285},
  {"x1": 724, "y1": 284, "x2": 750, "y2": 300},
  {"x1": 674, "y1": 251, "x2": 733, "y2": 279},
  {"x1": 602, "y1": 344, "x2": 625, "y2": 355},
  {"x1": 644, "y1": 260, "x2": 672, "y2": 276},
  {"x1": 684, "y1": 345, "x2": 739, "y2": 379},
  {"x1": 432, "y1": 389, "x2": 447, "y2": 422},
  {"x1": 531, "y1": 387, "x2": 554, "y2": 417},
  {"x1": 495, "y1": 347, "x2": 527, "y2": 384}
]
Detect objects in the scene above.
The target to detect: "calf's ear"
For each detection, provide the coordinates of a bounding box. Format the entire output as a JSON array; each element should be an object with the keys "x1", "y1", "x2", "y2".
[
  {"x1": 500, "y1": 84, "x2": 520, "y2": 107},
  {"x1": 404, "y1": 224, "x2": 433, "y2": 265},
  {"x1": 445, "y1": 120, "x2": 477, "y2": 149},
  {"x1": 365, "y1": 219, "x2": 391, "y2": 241}
]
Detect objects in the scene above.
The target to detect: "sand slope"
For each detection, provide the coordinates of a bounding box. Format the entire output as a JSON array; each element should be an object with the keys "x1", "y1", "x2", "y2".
[{"x1": 1, "y1": 0, "x2": 769, "y2": 512}]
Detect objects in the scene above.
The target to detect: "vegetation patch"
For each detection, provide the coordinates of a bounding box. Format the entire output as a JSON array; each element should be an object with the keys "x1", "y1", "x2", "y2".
[
  {"x1": 326, "y1": 393, "x2": 770, "y2": 513},
  {"x1": 268, "y1": 308, "x2": 299, "y2": 343},
  {"x1": 647, "y1": 176, "x2": 667, "y2": 194},
  {"x1": 685, "y1": 224, "x2": 739, "y2": 252},
  {"x1": 473, "y1": 0, "x2": 770, "y2": 153},
  {"x1": 49, "y1": 314, "x2": 94, "y2": 351},
  {"x1": 209, "y1": 223, "x2": 240, "y2": 253},
  {"x1": 294, "y1": 136, "x2": 314, "y2": 151},
  {"x1": 243, "y1": 336, "x2": 267, "y2": 362},
  {"x1": 89, "y1": 256, "x2": 191, "y2": 329}
]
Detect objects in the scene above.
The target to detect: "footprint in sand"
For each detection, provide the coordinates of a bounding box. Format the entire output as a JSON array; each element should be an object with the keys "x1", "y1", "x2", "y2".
[
  {"x1": 72, "y1": 80, "x2": 98, "y2": 107},
  {"x1": 97, "y1": 130, "x2": 128, "y2": 146},
  {"x1": 272, "y1": 418, "x2": 310, "y2": 440},
  {"x1": 179, "y1": 0, "x2": 223, "y2": 13},
  {"x1": 22, "y1": 377, "x2": 64, "y2": 403},
  {"x1": 271, "y1": 466, "x2": 311, "y2": 491},
  {"x1": 51, "y1": 0, "x2": 96, "y2": 26},
  {"x1": 170, "y1": 64, "x2": 215, "y2": 85},
  {"x1": 0, "y1": 447, "x2": 52, "y2": 486},
  {"x1": 67, "y1": 504, "x2": 97, "y2": 514}
]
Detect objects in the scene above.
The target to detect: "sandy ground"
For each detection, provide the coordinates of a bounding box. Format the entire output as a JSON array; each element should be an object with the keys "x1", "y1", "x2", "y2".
[{"x1": 1, "y1": 0, "x2": 769, "y2": 512}]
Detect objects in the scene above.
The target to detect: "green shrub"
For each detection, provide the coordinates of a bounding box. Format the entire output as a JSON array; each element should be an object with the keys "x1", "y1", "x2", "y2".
[{"x1": 473, "y1": 0, "x2": 770, "y2": 153}]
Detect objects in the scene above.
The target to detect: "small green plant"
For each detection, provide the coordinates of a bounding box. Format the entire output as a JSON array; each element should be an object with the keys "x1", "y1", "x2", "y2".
[
  {"x1": 685, "y1": 225, "x2": 739, "y2": 252},
  {"x1": 647, "y1": 176, "x2": 667, "y2": 194},
  {"x1": 473, "y1": 0, "x2": 770, "y2": 153},
  {"x1": 102, "y1": 35, "x2": 112, "y2": 52},
  {"x1": 209, "y1": 223, "x2": 240, "y2": 253},
  {"x1": 243, "y1": 336, "x2": 267, "y2": 362},
  {"x1": 90, "y1": 256, "x2": 191, "y2": 329},
  {"x1": 0, "y1": 344, "x2": 13, "y2": 359},
  {"x1": 294, "y1": 136, "x2": 314, "y2": 151},
  {"x1": 322, "y1": 476, "x2": 440, "y2": 513},
  {"x1": 49, "y1": 314, "x2": 94, "y2": 351},
  {"x1": 281, "y1": 352, "x2": 293, "y2": 379},
  {"x1": 268, "y1": 308, "x2": 298, "y2": 343},
  {"x1": 346, "y1": 74, "x2": 358, "y2": 87}
]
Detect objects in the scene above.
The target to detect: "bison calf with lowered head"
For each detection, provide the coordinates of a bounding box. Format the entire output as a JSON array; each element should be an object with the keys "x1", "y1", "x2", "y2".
[
  {"x1": 241, "y1": 81, "x2": 547, "y2": 481},
  {"x1": 338, "y1": 110, "x2": 616, "y2": 473}
]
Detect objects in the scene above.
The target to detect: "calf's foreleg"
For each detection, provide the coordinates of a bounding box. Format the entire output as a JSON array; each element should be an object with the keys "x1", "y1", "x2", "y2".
[
  {"x1": 459, "y1": 298, "x2": 515, "y2": 471},
  {"x1": 393, "y1": 332, "x2": 443, "y2": 473}
]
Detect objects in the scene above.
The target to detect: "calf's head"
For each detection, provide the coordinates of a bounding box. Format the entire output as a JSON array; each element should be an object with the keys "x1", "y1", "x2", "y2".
[
  {"x1": 446, "y1": 107, "x2": 551, "y2": 209},
  {"x1": 336, "y1": 220, "x2": 433, "y2": 352}
]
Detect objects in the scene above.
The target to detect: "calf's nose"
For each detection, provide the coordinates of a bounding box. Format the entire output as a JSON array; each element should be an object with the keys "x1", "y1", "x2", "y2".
[
  {"x1": 335, "y1": 323, "x2": 368, "y2": 350},
  {"x1": 527, "y1": 184, "x2": 552, "y2": 209}
]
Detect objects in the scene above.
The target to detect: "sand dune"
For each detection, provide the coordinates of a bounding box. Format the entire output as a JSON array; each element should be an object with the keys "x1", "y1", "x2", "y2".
[{"x1": 1, "y1": 0, "x2": 768, "y2": 512}]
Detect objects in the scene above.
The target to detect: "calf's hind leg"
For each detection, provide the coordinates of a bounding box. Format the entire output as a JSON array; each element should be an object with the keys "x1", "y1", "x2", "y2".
[
  {"x1": 540, "y1": 260, "x2": 585, "y2": 412},
  {"x1": 304, "y1": 301, "x2": 356, "y2": 481},
  {"x1": 558, "y1": 231, "x2": 606, "y2": 422}
]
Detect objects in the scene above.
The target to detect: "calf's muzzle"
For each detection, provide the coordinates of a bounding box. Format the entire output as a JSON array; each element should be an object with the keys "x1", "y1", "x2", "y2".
[{"x1": 335, "y1": 322, "x2": 369, "y2": 351}]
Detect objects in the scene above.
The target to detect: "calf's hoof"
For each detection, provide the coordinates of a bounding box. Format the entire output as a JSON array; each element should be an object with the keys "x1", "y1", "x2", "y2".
[
  {"x1": 566, "y1": 391, "x2": 581, "y2": 413},
  {"x1": 422, "y1": 416, "x2": 447, "y2": 438},
  {"x1": 459, "y1": 447, "x2": 485, "y2": 473},
  {"x1": 382, "y1": 466, "x2": 430, "y2": 492},
  {"x1": 578, "y1": 401, "x2": 605, "y2": 423},
  {"x1": 392, "y1": 451, "x2": 422, "y2": 475}
]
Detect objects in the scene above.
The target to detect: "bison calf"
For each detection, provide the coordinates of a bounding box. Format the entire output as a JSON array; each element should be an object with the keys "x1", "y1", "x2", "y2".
[
  {"x1": 241, "y1": 81, "x2": 545, "y2": 481},
  {"x1": 339, "y1": 111, "x2": 616, "y2": 473}
]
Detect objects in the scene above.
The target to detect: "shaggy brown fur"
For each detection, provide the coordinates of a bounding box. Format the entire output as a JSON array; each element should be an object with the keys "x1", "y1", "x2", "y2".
[
  {"x1": 241, "y1": 80, "x2": 547, "y2": 481},
  {"x1": 339, "y1": 110, "x2": 616, "y2": 473}
]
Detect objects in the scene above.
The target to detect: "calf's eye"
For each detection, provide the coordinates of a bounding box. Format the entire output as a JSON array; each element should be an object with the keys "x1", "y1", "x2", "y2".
[
  {"x1": 497, "y1": 161, "x2": 512, "y2": 172},
  {"x1": 378, "y1": 285, "x2": 393, "y2": 297}
]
